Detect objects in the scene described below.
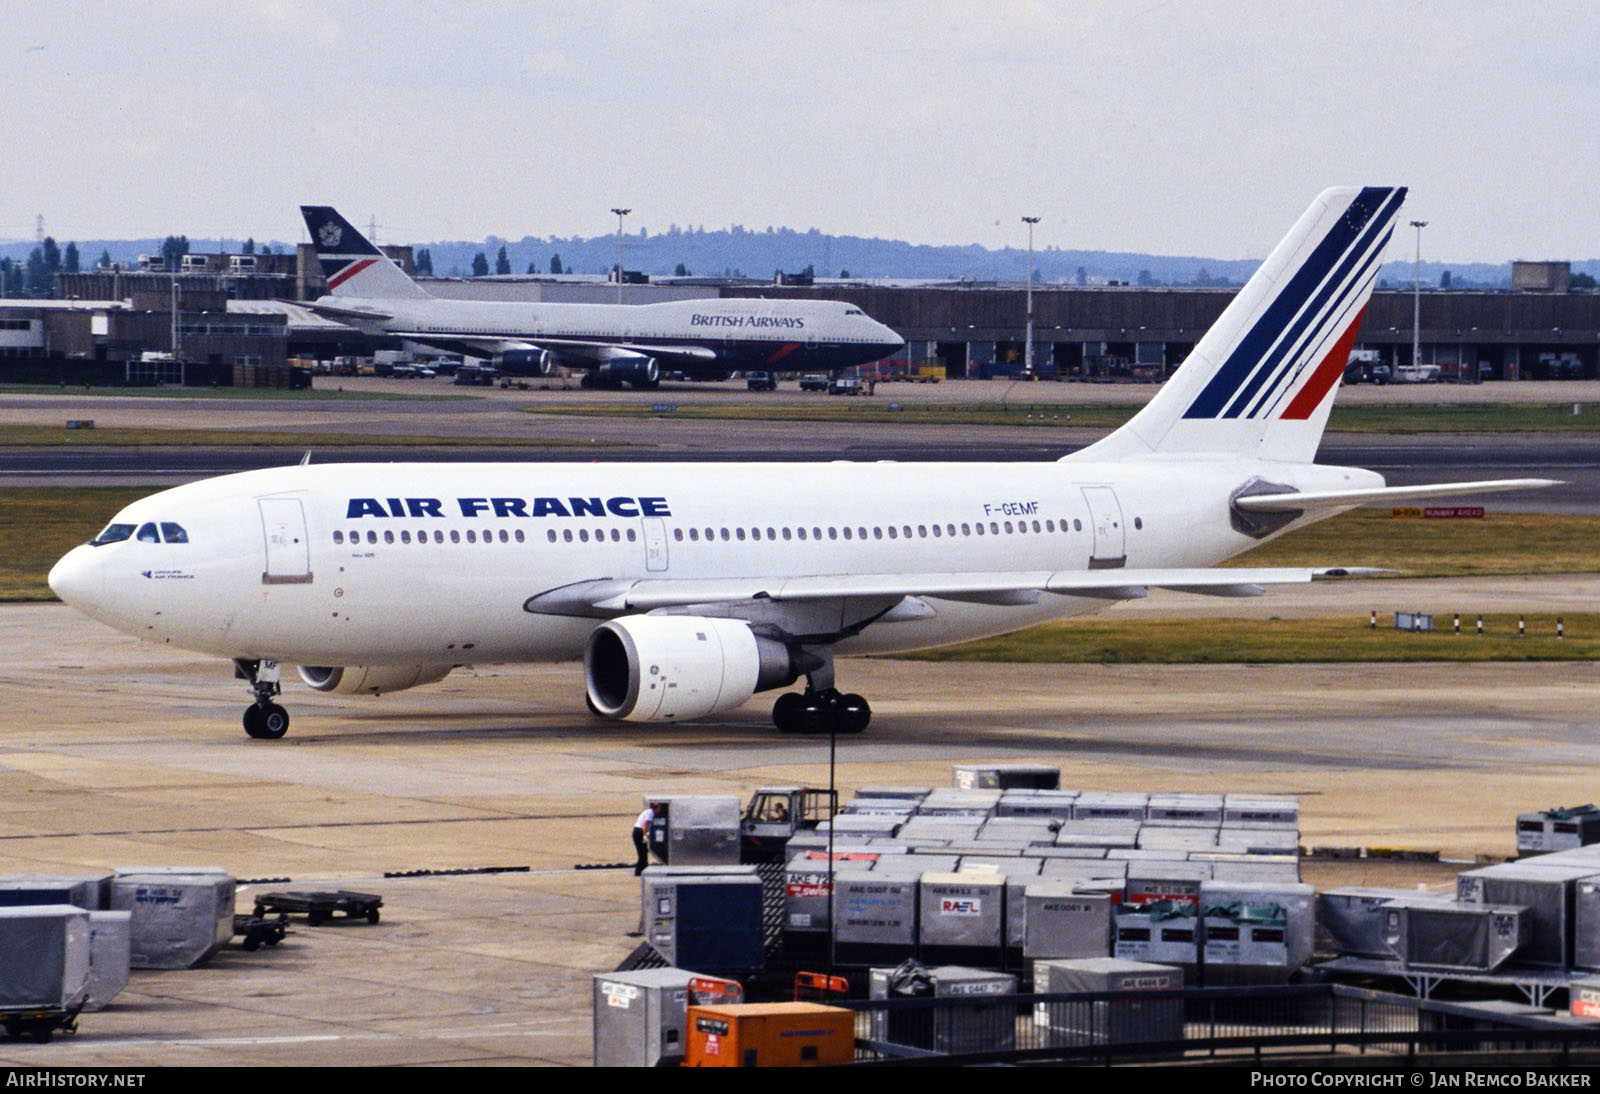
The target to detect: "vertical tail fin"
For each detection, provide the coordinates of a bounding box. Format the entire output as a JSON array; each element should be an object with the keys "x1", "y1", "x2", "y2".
[
  {"x1": 1077, "y1": 186, "x2": 1406, "y2": 464},
  {"x1": 300, "y1": 206, "x2": 432, "y2": 300}
]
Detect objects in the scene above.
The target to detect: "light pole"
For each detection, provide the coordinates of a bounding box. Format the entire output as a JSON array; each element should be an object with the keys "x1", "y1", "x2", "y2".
[
  {"x1": 610, "y1": 207, "x2": 631, "y2": 303},
  {"x1": 1410, "y1": 219, "x2": 1427, "y2": 374},
  {"x1": 1022, "y1": 216, "x2": 1040, "y2": 373}
]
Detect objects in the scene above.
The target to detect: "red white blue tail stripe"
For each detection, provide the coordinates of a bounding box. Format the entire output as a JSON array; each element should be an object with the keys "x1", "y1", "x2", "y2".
[{"x1": 1183, "y1": 186, "x2": 1404, "y2": 421}]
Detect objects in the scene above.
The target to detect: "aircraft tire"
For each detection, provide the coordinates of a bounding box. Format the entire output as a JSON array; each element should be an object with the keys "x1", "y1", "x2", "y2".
[
  {"x1": 837, "y1": 693, "x2": 871, "y2": 734},
  {"x1": 244, "y1": 702, "x2": 290, "y2": 740},
  {"x1": 772, "y1": 691, "x2": 805, "y2": 733}
]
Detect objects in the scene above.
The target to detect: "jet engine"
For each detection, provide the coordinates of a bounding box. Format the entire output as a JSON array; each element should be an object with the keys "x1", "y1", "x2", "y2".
[
  {"x1": 499, "y1": 348, "x2": 556, "y2": 376},
  {"x1": 584, "y1": 616, "x2": 798, "y2": 721},
  {"x1": 593, "y1": 355, "x2": 659, "y2": 388},
  {"x1": 297, "y1": 664, "x2": 454, "y2": 696}
]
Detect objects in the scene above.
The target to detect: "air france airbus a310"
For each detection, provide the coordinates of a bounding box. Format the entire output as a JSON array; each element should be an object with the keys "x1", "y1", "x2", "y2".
[
  {"x1": 299, "y1": 206, "x2": 904, "y2": 385},
  {"x1": 51, "y1": 187, "x2": 1555, "y2": 739}
]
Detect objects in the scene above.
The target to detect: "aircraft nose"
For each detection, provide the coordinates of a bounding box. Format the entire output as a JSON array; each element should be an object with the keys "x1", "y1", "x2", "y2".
[{"x1": 48, "y1": 545, "x2": 102, "y2": 610}]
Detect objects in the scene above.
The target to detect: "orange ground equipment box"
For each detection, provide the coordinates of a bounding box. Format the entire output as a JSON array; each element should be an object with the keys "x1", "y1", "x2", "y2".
[{"x1": 685, "y1": 1002, "x2": 855, "y2": 1067}]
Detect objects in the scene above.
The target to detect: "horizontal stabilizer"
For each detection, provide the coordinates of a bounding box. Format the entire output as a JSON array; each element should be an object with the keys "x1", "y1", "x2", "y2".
[{"x1": 1234, "y1": 478, "x2": 1562, "y2": 513}]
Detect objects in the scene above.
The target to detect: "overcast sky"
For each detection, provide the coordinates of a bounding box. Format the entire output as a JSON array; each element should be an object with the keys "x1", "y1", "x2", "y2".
[{"x1": 4, "y1": 1, "x2": 1596, "y2": 265}]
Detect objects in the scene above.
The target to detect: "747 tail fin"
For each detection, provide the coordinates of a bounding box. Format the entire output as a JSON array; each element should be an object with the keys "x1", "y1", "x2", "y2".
[
  {"x1": 301, "y1": 206, "x2": 432, "y2": 301},
  {"x1": 1079, "y1": 186, "x2": 1406, "y2": 464}
]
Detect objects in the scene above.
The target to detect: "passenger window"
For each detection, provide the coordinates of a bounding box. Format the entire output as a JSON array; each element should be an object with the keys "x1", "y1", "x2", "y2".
[
  {"x1": 674, "y1": 528, "x2": 684, "y2": 541},
  {"x1": 466, "y1": 530, "x2": 477, "y2": 544},
  {"x1": 434, "y1": 530, "x2": 444, "y2": 544},
  {"x1": 974, "y1": 524, "x2": 984, "y2": 536},
  {"x1": 160, "y1": 522, "x2": 189, "y2": 543},
  {"x1": 367, "y1": 531, "x2": 378, "y2": 545},
  {"x1": 782, "y1": 528, "x2": 792, "y2": 540},
  {"x1": 1004, "y1": 521, "x2": 1013, "y2": 534},
  {"x1": 626, "y1": 529, "x2": 637, "y2": 542},
  {"x1": 931, "y1": 525, "x2": 941, "y2": 538},
  {"x1": 689, "y1": 528, "x2": 699, "y2": 541},
  {"x1": 736, "y1": 528, "x2": 746, "y2": 541},
  {"x1": 812, "y1": 527, "x2": 822, "y2": 540},
  {"x1": 842, "y1": 528, "x2": 851, "y2": 540},
  {"x1": 579, "y1": 529, "x2": 589, "y2": 543},
  {"x1": 1046, "y1": 520, "x2": 1055, "y2": 532},
  {"x1": 333, "y1": 531, "x2": 344, "y2": 545},
  {"x1": 886, "y1": 527, "x2": 895, "y2": 539},
  {"x1": 400, "y1": 530, "x2": 411, "y2": 544},
  {"x1": 548, "y1": 530, "x2": 557, "y2": 543},
  {"x1": 136, "y1": 522, "x2": 160, "y2": 543},
  {"x1": 611, "y1": 529, "x2": 620, "y2": 542},
  {"x1": 450, "y1": 530, "x2": 460, "y2": 544},
  {"x1": 990, "y1": 522, "x2": 999, "y2": 534},
  {"x1": 384, "y1": 531, "x2": 395, "y2": 544},
  {"x1": 766, "y1": 527, "x2": 776, "y2": 540},
  {"x1": 563, "y1": 529, "x2": 573, "y2": 543},
  {"x1": 1073, "y1": 519, "x2": 1083, "y2": 532},
  {"x1": 515, "y1": 529, "x2": 525, "y2": 543},
  {"x1": 500, "y1": 529, "x2": 509, "y2": 543}
]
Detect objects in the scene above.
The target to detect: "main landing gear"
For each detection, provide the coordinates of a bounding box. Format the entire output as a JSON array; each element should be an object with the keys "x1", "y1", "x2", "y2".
[
  {"x1": 236, "y1": 658, "x2": 290, "y2": 740},
  {"x1": 770, "y1": 649, "x2": 870, "y2": 734},
  {"x1": 771, "y1": 688, "x2": 870, "y2": 735}
]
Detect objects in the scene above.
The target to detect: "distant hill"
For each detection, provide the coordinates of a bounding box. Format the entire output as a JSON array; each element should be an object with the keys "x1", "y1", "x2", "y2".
[{"x1": 1, "y1": 226, "x2": 1590, "y2": 290}]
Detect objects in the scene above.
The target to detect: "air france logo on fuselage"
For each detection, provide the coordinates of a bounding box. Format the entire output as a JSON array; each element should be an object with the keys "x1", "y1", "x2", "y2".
[
  {"x1": 345, "y1": 496, "x2": 671, "y2": 519},
  {"x1": 690, "y1": 314, "x2": 805, "y2": 329}
]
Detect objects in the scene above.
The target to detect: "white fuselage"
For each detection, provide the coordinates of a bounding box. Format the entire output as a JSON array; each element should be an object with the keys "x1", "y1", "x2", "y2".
[
  {"x1": 331, "y1": 295, "x2": 904, "y2": 372},
  {"x1": 48, "y1": 456, "x2": 1379, "y2": 670}
]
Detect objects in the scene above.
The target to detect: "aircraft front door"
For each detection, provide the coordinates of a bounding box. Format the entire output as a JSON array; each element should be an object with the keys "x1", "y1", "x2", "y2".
[
  {"x1": 259, "y1": 497, "x2": 313, "y2": 584},
  {"x1": 1081, "y1": 486, "x2": 1126, "y2": 569},
  {"x1": 642, "y1": 517, "x2": 668, "y2": 572}
]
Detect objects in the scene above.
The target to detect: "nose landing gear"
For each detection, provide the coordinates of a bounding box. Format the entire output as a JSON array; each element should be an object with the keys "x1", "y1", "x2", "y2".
[{"x1": 236, "y1": 658, "x2": 291, "y2": 740}]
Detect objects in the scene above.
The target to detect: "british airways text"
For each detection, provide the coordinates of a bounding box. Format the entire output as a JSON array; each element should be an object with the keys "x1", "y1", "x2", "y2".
[{"x1": 346, "y1": 497, "x2": 671, "y2": 519}]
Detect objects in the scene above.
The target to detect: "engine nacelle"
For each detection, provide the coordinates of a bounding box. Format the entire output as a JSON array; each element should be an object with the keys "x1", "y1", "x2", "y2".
[
  {"x1": 297, "y1": 663, "x2": 453, "y2": 696},
  {"x1": 499, "y1": 348, "x2": 556, "y2": 376},
  {"x1": 595, "y1": 355, "x2": 659, "y2": 387},
  {"x1": 585, "y1": 616, "x2": 797, "y2": 721}
]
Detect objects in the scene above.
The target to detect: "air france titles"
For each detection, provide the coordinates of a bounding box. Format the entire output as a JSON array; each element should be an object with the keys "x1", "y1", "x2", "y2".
[{"x1": 345, "y1": 497, "x2": 671, "y2": 520}]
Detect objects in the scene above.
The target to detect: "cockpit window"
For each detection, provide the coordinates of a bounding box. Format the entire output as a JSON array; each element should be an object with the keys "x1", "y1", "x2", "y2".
[
  {"x1": 90, "y1": 523, "x2": 135, "y2": 546},
  {"x1": 136, "y1": 522, "x2": 160, "y2": 543},
  {"x1": 160, "y1": 522, "x2": 189, "y2": 544}
]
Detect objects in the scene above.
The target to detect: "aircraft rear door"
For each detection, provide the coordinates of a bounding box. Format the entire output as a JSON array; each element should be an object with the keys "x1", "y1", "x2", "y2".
[
  {"x1": 642, "y1": 517, "x2": 668, "y2": 572},
  {"x1": 1081, "y1": 486, "x2": 1126, "y2": 569},
  {"x1": 259, "y1": 497, "x2": 313, "y2": 584}
]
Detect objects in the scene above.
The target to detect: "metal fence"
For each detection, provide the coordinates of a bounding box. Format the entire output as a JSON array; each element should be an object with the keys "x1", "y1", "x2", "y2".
[{"x1": 843, "y1": 984, "x2": 1600, "y2": 1065}]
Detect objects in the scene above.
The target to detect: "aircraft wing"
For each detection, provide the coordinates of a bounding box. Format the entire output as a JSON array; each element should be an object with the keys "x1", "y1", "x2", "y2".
[
  {"x1": 530, "y1": 340, "x2": 721, "y2": 366},
  {"x1": 1234, "y1": 478, "x2": 1562, "y2": 514},
  {"x1": 298, "y1": 299, "x2": 394, "y2": 324},
  {"x1": 524, "y1": 566, "x2": 1372, "y2": 619},
  {"x1": 380, "y1": 333, "x2": 721, "y2": 368}
]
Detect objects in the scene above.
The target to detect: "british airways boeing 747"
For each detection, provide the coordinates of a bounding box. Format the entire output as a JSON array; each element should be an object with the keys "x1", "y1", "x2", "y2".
[
  {"x1": 51, "y1": 188, "x2": 1554, "y2": 738},
  {"x1": 300, "y1": 206, "x2": 903, "y2": 385}
]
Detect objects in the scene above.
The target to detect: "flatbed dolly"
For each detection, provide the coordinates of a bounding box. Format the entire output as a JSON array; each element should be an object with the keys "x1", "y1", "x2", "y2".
[
  {"x1": 2, "y1": 1006, "x2": 80, "y2": 1043},
  {"x1": 233, "y1": 912, "x2": 290, "y2": 950},
  {"x1": 253, "y1": 890, "x2": 383, "y2": 926}
]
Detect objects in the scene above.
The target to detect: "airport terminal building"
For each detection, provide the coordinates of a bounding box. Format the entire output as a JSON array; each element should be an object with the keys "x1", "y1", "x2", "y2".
[{"x1": 2, "y1": 251, "x2": 1597, "y2": 385}]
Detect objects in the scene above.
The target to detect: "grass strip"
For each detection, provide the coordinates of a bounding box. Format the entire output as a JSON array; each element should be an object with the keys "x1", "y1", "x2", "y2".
[{"x1": 894, "y1": 612, "x2": 1600, "y2": 664}]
